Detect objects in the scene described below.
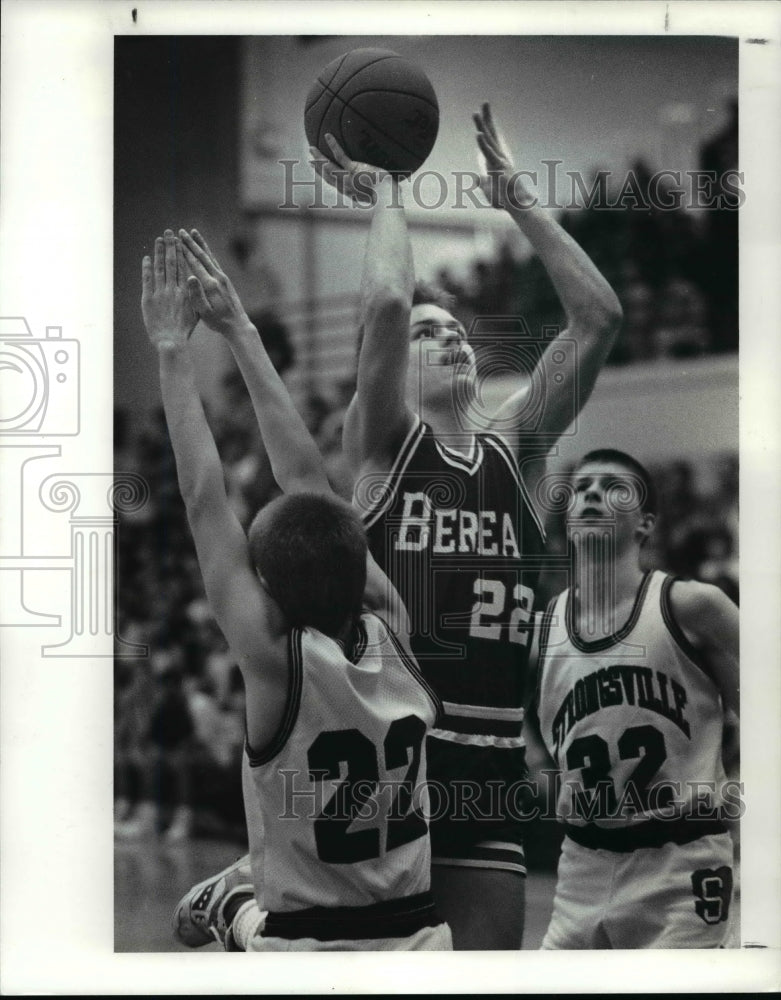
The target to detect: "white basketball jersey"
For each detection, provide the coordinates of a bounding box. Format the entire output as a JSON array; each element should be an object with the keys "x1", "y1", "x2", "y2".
[
  {"x1": 537, "y1": 571, "x2": 727, "y2": 832},
  {"x1": 245, "y1": 612, "x2": 441, "y2": 915}
]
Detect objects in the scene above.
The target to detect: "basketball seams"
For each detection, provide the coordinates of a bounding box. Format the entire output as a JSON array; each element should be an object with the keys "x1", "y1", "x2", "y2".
[
  {"x1": 304, "y1": 51, "x2": 350, "y2": 111},
  {"x1": 323, "y1": 52, "x2": 399, "y2": 103},
  {"x1": 304, "y1": 88, "x2": 336, "y2": 141},
  {"x1": 348, "y1": 87, "x2": 439, "y2": 114},
  {"x1": 335, "y1": 92, "x2": 435, "y2": 169},
  {"x1": 308, "y1": 53, "x2": 399, "y2": 153},
  {"x1": 305, "y1": 51, "x2": 355, "y2": 142}
]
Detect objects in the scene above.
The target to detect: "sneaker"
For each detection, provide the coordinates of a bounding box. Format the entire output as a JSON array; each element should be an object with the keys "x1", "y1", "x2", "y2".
[{"x1": 172, "y1": 854, "x2": 254, "y2": 948}]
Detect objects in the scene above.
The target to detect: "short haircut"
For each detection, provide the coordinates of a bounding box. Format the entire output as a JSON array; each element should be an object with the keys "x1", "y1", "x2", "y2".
[
  {"x1": 575, "y1": 449, "x2": 658, "y2": 516},
  {"x1": 248, "y1": 492, "x2": 367, "y2": 638}
]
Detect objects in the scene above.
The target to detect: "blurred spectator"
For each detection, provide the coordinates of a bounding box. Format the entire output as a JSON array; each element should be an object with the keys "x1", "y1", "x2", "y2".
[
  {"x1": 697, "y1": 526, "x2": 739, "y2": 605},
  {"x1": 612, "y1": 278, "x2": 656, "y2": 363},
  {"x1": 115, "y1": 666, "x2": 196, "y2": 842},
  {"x1": 653, "y1": 278, "x2": 710, "y2": 358},
  {"x1": 114, "y1": 658, "x2": 155, "y2": 822}
]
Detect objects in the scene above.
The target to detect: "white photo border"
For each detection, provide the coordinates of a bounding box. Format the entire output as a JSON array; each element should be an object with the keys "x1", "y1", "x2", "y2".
[{"x1": 1, "y1": 0, "x2": 779, "y2": 993}]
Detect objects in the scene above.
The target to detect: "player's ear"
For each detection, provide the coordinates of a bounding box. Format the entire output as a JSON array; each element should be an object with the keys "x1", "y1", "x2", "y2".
[{"x1": 635, "y1": 512, "x2": 656, "y2": 543}]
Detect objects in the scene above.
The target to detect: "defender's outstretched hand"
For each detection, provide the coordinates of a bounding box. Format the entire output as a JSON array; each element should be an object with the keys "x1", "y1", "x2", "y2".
[
  {"x1": 310, "y1": 133, "x2": 393, "y2": 205},
  {"x1": 473, "y1": 102, "x2": 517, "y2": 209},
  {"x1": 179, "y1": 228, "x2": 252, "y2": 339},
  {"x1": 141, "y1": 230, "x2": 198, "y2": 348}
]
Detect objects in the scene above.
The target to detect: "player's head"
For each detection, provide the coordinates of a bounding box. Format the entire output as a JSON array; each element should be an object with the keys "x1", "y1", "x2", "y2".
[
  {"x1": 406, "y1": 281, "x2": 476, "y2": 411},
  {"x1": 248, "y1": 492, "x2": 367, "y2": 638},
  {"x1": 569, "y1": 449, "x2": 657, "y2": 550}
]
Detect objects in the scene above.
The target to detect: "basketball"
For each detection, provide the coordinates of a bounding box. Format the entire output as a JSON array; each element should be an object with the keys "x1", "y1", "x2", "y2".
[{"x1": 305, "y1": 48, "x2": 439, "y2": 176}]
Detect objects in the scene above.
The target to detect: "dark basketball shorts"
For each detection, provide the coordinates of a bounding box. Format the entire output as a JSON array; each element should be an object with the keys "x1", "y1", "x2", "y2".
[{"x1": 425, "y1": 734, "x2": 531, "y2": 876}]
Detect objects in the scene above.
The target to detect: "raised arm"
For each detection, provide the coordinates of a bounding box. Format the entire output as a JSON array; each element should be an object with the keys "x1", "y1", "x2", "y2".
[
  {"x1": 179, "y1": 228, "x2": 330, "y2": 496},
  {"x1": 474, "y1": 104, "x2": 623, "y2": 441},
  {"x1": 141, "y1": 231, "x2": 284, "y2": 676},
  {"x1": 311, "y1": 135, "x2": 416, "y2": 474},
  {"x1": 180, "y1": 227, "x2": 410, "y2": 638}
]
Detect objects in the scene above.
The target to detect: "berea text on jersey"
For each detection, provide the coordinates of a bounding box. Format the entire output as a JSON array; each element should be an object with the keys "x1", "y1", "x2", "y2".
[
  {"x1": 551, "y1": 665, "x2": 691, "y2": 753},
  {"x1": 394, "y1": 491, "x2": 521, "y2": 556}
]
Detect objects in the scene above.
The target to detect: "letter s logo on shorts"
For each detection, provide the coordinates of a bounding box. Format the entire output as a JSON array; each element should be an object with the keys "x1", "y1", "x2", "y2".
[{"x1": 691, "y1": 866, "x2": 733, "y2": 924}]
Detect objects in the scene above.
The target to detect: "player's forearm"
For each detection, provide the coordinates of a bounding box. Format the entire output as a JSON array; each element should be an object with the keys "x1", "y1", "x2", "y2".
[
  {"x1": 353, "y1": 177, "x2": 414, "y2": 457},
  {"x1": 503, "y1": 190, "x2": 622, "y2": 335},
  {"x1": 157, "y1": 343, "x2": 228, "y2": 512},
  {"x1": 360, "y1": 176, "x2": 413, "y2": 344},
  {"x1": 227, "y1": 322, "x2": 331, "y2": 495},
  {"x1": 362, "y1": 176, "x2": 413, "y2": 291}
]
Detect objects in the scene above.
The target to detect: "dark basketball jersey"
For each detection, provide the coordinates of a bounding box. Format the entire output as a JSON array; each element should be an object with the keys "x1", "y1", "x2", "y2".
[{"x1": 356, "y1": 417, "x2": 546, "y2": 766}]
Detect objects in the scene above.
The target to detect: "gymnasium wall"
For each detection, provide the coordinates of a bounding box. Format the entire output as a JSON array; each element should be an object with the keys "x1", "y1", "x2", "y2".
[{"x1": 474, "y1": 354, "x2": 738, "y2": 466}]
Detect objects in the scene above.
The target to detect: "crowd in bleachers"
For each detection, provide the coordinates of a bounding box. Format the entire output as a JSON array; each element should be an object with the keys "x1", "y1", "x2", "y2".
[
  {"x1": 437, "y1": 99, "x2": 739, "y2": 364},
  {"x1": 436, "y1": 172, "x2": 737, "y2": 365}
]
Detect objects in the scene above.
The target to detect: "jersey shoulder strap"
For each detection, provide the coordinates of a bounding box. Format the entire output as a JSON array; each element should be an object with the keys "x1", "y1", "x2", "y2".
[
  {"x1": 659, "y1": 574, "x2": 717, "y2": 684},
  {"x1": 368, "y1": 612, "x2": 444, "y2": 727},
  {"x1": 533, "y1": 593, "x2": 562, "y2": 714},
  {"x1": 356, "y1": 416, "x2": 427, "y2": 529},
  {"x1": 245, "y1": 627, "x2": 305, "y2": 768}
]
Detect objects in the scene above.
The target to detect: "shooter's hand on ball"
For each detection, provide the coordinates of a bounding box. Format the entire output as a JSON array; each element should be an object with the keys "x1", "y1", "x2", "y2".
[
  {"x1": 179, "y1": 228, "x2": 253, "y2": 340},
  {"x1": 310, "y1": 133, "x2": 394, "y2": 206},
  {"x1": 141, "y1": 230, "x2": 198, "y2": 349},
  {"x1": 474, "y1": 102, "x2": 528, "y2": 210}
]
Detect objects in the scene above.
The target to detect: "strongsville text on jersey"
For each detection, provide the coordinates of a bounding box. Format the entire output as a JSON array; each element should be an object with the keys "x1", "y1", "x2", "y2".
[
  {"x1": 550, "y1": 664, "x2": 691, "y2": 754},
  {"x1": 277, "y1": 770, "x2": 745, "y2": 825}
]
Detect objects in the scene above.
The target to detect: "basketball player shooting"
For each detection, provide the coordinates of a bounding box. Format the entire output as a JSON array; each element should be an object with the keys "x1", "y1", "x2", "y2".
[
  {"x1": 142, "y1": 229, "x2": 452, "y2": 951},
  {"x1": 310, "y1": 104, "x2": 623, "y2": 949},
  {"x1": 529, "y1": 450, "x2": 740, "y2": 948}
]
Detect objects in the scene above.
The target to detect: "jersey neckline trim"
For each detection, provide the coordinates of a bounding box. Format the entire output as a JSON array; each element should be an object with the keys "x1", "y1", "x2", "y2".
[
  {"x1": 434, "y1": 434, "x2": 481, "y2": 474},
  {"x1": 565, "y1": 570, "x2": 654, "y2": 653},
  {"x1": 345, "y1": 617, "x2": 368, "y2": 665}
]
